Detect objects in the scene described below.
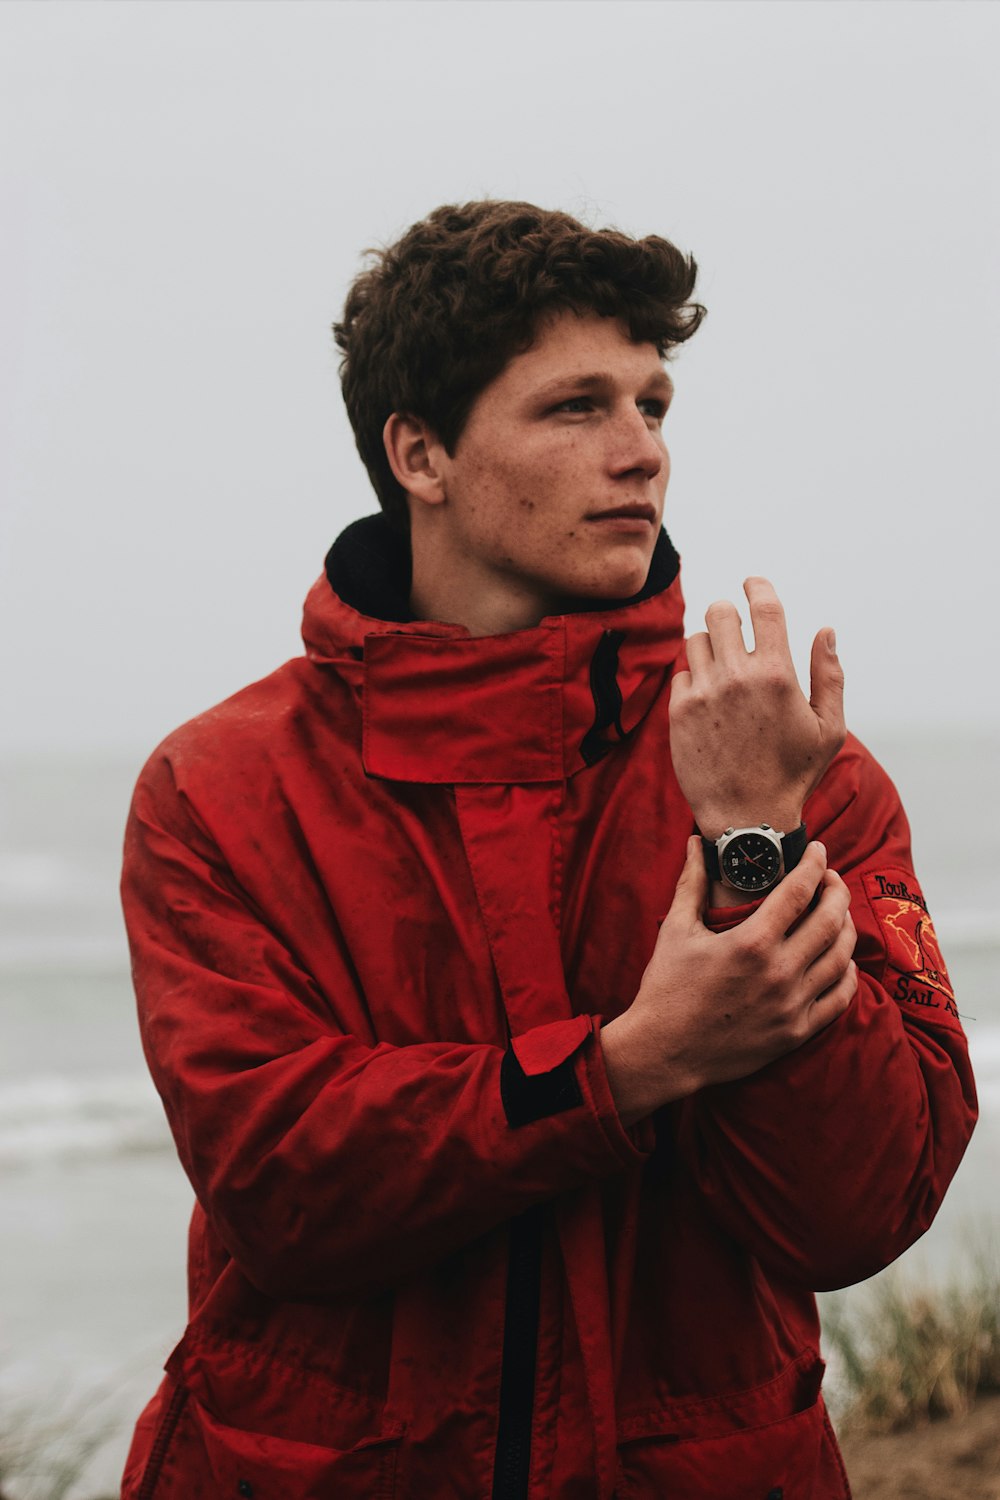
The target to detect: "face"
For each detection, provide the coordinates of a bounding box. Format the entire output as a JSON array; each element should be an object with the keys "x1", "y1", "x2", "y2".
[{"x1": 419, "y1": 309, "x2": 673, "y2": 627}]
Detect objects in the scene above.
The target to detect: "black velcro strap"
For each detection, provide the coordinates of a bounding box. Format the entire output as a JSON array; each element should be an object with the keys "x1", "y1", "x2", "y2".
[
  {"x1": 781, "y1": 823, "x2": 808, "y2": 873},
  {"x1": 701, "y1": 835, "x2": 722, "y2": 881},
  {"x1": 500, "y1": 1046, "x2": 583, "y2": 1128}
]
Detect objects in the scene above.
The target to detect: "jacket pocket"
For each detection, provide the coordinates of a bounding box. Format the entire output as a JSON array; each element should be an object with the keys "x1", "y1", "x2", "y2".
[
  {"x1": 615, "y1": 1355, "x2": 849, "y2": 1500},
  {"x1": 189, "y1": 1395, "x2": 403, "y2": 1500}
]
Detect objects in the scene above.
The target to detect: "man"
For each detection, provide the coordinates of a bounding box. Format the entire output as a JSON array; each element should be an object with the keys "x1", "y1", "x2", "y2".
[{"x1": 120, "y1": 201, "x2": 976, "y2": 1499}]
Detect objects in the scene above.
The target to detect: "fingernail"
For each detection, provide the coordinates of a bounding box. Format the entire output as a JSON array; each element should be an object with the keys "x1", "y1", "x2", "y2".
[{"x1": 826, "y1": 629, "x2": 837, "y2": 654}]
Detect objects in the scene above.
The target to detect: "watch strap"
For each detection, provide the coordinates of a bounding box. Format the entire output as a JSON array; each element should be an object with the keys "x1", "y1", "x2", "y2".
[
  {"x1": 780, "y1": 822, "x2": 808, "y2": 874},
  {"x1": 702, "y1": 837, "x2": 723, "y2": 882}
]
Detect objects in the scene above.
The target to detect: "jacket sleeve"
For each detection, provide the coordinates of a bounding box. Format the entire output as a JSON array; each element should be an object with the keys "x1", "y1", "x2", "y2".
[
  {"x1": 121, "y1": 750, "x2": 646, "y2": 1302},
  {"x1": 673, "y1": 733, "x2": 978, "y2": 1291}
]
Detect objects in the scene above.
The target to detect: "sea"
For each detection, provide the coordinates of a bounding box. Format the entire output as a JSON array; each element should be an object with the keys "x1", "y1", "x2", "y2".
[{"x1": 1, "y1": 733, "x2": 998, "y2": 1498}]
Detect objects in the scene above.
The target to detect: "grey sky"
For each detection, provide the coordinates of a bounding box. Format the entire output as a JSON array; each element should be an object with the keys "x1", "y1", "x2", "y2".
[{"x1": 2, "y1": 0, "x2": 998, "y2": 753}]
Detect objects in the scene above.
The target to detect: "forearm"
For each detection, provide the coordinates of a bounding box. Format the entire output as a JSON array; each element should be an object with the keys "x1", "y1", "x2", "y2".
[
  {"x1": 676, "y1": 976, "x2": 977, "y2": 1288},
  {"x1": 672, "y1": 736, "x2": 978, "y2": 1288}
]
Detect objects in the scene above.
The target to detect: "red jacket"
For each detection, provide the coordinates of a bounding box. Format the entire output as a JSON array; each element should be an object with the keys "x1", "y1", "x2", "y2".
[{"x1": 121, "y1": 518, "x2": 976, "y2": 1499}]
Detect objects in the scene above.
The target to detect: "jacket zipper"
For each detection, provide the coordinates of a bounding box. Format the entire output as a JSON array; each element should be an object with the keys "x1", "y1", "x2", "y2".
[
  {"x1": 492, "y1": 1202, "x2": 544, "y2": 1500},
  {"x1": 136, "y1": 1383, "x2": 188, "y2": 1500}
]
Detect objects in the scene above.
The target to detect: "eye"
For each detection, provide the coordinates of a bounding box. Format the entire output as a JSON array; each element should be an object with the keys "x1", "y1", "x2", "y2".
[
  {"x1": 638, "y1": 398, "x2": 668, "y2": 422},
  {"x1": 554, "y1": 396, "x2": 593, "y2": 414}
]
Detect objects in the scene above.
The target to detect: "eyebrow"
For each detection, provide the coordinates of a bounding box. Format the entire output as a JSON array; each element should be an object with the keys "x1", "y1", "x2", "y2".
[{"x1": 532, "y1": 369, "x2": 675, "y2": 402}]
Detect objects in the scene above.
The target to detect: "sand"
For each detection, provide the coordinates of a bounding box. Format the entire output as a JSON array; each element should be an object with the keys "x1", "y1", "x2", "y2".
[{"x1": 839, "y1": 1394, "x2": 1000, "y2": 1499}]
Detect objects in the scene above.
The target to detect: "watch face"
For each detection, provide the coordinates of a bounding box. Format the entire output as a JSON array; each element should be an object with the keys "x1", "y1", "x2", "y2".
[{"x1": 722, "y1": 830, "x2": 783, "y2": 892}]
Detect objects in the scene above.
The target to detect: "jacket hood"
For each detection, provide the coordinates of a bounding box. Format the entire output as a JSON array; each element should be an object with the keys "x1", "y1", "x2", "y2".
[{"x1": 301, "y1": 514, "x2": 686, "y2": 784}]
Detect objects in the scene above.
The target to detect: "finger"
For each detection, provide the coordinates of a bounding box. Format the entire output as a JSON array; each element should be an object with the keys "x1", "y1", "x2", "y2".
[
  {"x1": 803, "y1": 915, "x2": 857, "y2": 998},
  {"x1": 743, "y1": 577, "x2": 793, "y2": 662},
  {"x1": 703, "y1": 599, "x2": 746, "y2": 668},
  {"x1": 809, "y1": 628, "x2": 846, "y2": 746},
  {"x1": 669, "y1": 666, "x2": 691, "y2": 700},
  {"x1": 746, "y1": 842, "x2": 828, "y2": 936},
  {"x1": 784, "y1": 868, "x2": 852, "y2": 966},
  {"x1": 809, "y1": 960, "x2": 859, "y2": 1030},
  {"x1": 666, "y1": 834, "x2": 708, "y2": 927},
  {"x1": 684, "y1": 631, "x2": 715, "y2": 679}
]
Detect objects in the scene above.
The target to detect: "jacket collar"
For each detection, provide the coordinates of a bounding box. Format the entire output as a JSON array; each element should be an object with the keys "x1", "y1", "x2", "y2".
[{"x1": 302, "y1": 514, "x2": 686, "y2": 785}]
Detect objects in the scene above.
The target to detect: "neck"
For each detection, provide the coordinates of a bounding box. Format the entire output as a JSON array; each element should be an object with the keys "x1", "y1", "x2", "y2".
[{"x1": 409, "y1": 512, "x2": 564, "y2": 637}]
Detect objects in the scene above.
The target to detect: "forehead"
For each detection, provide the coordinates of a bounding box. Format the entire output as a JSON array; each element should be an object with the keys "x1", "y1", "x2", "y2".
[{"x1": 499, "y1": 309, "x2": 668, "y2": 396}]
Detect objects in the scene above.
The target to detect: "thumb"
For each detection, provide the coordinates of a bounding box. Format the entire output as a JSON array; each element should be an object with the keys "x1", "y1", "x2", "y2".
[
  {"x1": 667, "y1": 834, "x2": 708, "y2": 926},
  {"x1": 809, "y1": 628, "x2": 846, "y2": 742}
]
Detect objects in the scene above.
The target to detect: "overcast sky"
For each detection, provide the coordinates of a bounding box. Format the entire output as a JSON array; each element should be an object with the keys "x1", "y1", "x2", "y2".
[{"x1": 2, "y1": 0, "x2": 997, "y2": 754}]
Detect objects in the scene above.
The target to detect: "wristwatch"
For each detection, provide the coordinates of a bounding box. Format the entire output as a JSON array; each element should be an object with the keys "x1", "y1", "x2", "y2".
[{"x1": 701, "y1": 823, "x2": 808, "y2": 895}]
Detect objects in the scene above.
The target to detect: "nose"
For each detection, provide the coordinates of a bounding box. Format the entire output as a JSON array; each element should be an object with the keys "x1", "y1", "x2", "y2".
[{"x1": 606, "y1": 404, "x2": 666, "y2": 482}]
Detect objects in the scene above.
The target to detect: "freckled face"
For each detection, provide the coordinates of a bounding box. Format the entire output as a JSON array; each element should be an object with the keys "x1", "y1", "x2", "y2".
[{"x1": 430, "y1": 310, "x2": 673, "y2": 617}]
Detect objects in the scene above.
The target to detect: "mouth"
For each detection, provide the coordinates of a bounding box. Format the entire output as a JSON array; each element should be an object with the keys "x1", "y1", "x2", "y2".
[{"x1": 584, "y1": 503, "x2": 658, "y2": 526}]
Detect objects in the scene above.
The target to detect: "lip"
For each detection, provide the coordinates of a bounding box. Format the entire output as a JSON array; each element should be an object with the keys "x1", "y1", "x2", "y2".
[{"x1": 585, "y1": 504, "x2": 658, "y2": 526}]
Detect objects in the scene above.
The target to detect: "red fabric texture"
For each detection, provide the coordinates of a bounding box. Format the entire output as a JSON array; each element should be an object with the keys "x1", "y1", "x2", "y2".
[{"x1": 120, "y1": 543, "x2": 976, "y2": 1499}]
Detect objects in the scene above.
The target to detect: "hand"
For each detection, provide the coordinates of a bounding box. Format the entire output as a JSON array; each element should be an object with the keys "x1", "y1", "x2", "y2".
[
  {"x1": 669, "y1": 578, "x2": 846, "y2": 841},
  {"x1": 601, "y1": 837, "x2": 857, "y2": 1126}
]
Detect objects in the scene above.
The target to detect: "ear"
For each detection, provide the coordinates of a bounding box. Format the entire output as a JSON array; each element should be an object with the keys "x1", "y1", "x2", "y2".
[{"x1": 382, "y1": 413, "x2": 448, "y2": 509}]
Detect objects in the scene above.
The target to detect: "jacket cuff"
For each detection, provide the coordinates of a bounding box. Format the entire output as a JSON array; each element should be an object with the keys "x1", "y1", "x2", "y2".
[
  {"x1": 705, "y1": 899, "x2": 763, "y2": 933},
  {"x1": 501, "y1": 1046, "x2": 583, "y2": 1127},
  {"x1": 501, "y1": 1016, "x2": 591, "y2": 1126},
  {"x1": 502, "y1": 1016, "x2": 655, "y2": 1164}
]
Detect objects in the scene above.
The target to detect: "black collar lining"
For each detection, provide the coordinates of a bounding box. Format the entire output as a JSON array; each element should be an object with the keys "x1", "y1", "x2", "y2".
[{"x1": 324, "y1": 513, "x2": 680, "y2": 626}]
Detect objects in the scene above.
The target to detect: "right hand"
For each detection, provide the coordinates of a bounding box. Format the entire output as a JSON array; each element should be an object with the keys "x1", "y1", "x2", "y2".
[{"x1": 601, "y1": 836, "x2": 857, "y2": 1126}]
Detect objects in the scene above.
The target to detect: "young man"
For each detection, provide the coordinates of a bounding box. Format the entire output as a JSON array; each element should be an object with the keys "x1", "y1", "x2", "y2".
[{"x1": 120, "y1": 201, "x2": 976, "y2": 1499}]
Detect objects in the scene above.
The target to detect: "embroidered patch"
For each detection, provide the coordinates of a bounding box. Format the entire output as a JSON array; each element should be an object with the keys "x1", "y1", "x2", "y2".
[{"x1": 862, "y1": 870, "x2": 960, "y2": 1029}]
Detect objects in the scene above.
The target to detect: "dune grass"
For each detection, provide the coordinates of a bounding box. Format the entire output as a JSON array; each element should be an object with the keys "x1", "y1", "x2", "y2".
[
  {"x1": 0, "y1": 1384, "x2": 119, "y2": 1500},
  {"x1": 820, "y1": 1239, "x2": 1000, "y2": 1435}
]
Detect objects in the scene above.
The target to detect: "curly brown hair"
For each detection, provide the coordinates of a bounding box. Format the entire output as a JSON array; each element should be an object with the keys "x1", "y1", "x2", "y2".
[{"x1": 333, "y1": 200, "x2": 706, "y2": 530}]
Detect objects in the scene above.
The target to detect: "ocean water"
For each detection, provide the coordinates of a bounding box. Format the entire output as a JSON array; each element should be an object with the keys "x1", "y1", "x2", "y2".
[{"x1": 1, "y1": 735, "x2": 997, "y2": 1496}]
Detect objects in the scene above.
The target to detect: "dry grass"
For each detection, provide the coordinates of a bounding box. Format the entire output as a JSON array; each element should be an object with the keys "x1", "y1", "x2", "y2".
[
  {"x1": 820, "y1": 1240, "x2": 1000, "y2": 1436},
  {"x1": 0, "y1": 1384, "x2": 119, "y2": 1500}
]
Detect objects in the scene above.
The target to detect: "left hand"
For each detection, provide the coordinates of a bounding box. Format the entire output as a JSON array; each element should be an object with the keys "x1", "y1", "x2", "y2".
[{"x1": 669, "y1": 577, "x2": 846, "y2": 841}]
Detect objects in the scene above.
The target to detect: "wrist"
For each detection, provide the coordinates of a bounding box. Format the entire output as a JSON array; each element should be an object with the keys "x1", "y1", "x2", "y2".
[
  {"x1": 696, "y1": 806, "x2": 804, "y2": 843},
  {"x1": 600, "y1": 1010, "x2": 697, "y2": 1126}
]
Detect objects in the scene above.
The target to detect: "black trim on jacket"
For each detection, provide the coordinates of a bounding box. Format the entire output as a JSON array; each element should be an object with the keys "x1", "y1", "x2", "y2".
[{"x1": 324, "y1": 513, "x2": 680, "y2": 624}]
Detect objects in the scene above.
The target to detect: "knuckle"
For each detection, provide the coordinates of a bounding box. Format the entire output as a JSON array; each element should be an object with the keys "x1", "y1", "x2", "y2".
[
  {"x1": 754, "y1": 598, "x2": 785, "y2": 624},
  {"x1": 817, "y1": 908, "x2": 843, "y2": 947},
  {"x1": 834, "y1": 983, "x2": 854, "y2": 1015},
  {"x1": 760, "y1": 663, "x2": 792, "y2": 693},
  {"x1": 794, "y1": 1008, "x2": 818, "y2": 1044},
  {"x1": 789, "y1": 872, "x2": 819, "y2": 909},
  {"x1": 736, "y1": 927, "x2": 769, "y2": 965}
]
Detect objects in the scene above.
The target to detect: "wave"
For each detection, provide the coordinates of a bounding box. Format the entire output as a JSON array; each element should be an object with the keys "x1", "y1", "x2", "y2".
[{"x1": 0, "y1": 1072, "x2": 172, "y2": 1167}]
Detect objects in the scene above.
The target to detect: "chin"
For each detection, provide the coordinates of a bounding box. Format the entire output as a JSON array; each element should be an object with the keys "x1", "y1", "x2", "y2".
[{"x1": 580, "y1": 559, "x2": 652, "y2": 601}]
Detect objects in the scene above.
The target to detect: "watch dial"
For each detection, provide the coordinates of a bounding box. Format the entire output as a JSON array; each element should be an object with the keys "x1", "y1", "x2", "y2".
[{"x1": 724, "y1": 831, "x2": 782, "y2": 892}]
